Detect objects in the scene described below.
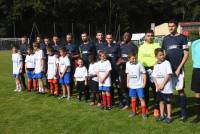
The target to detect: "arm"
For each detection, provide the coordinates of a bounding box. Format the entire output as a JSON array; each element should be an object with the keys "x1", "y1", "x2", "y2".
[
  {"x1": 127, "y1": 74, "x2": 130, "y2": 88},
  {"x1": 101, "y1": 70, "x2": 111, "y2": 83},
  {"x1": 175, "y1": 50, "x2": 189, "y2": 76},
  {"x1": 142, "y1": 73, "x2": 147, "y2": 88},
  {"x1": 153, "y1": 77, "x2": 160, "y2": 92},
  {"x1": 159, "y1": 74, "x2": 171, "y2": 90}
]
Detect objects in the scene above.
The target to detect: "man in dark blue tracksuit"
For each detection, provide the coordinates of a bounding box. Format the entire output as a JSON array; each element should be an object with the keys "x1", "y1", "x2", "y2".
[
  {"x1": 95, "y1": 31, "x2": 106, "y2": 58},
  {"x1": 117, "y1": 32, "x2": 138, "y2": 110},
  {"x1": 104, "y1": 33, "x2": 120, "y2": 106}
]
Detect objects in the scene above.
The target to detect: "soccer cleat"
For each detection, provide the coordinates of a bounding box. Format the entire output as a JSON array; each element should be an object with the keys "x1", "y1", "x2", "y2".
[
  {"x1": 14, "y1": 89, "x2": 18, "y2": 92},
  {"x1": 142, "y1": 113, "x2": 147, "y2": 120},
  {"x1": 191, "y1": 116, "x2": 200, "y2": 124},
  {"x1": 59, "y1": 96, "x2": 66, "y2": 100},
  {"x1": 163, "y1": 117, "x2": 172, "y2": 124},
  {"x1": 89, "y1": 102, "x2": 95, "y2": 106},
  {"x1": 128, "y1": 112, "x2": 136, "y2": 118},
  {"x1": 180, "y1": 116, "x2": 187, "y2": 122},
  {"x1": 156, "y1": 116, "x2": 165, "y2": 122},
  {"x1": 106, "y1": 106, "x2": 112, "y2": 110},
  {"x1": 122, "y1": 105, "x2": 129, "y2": 110}
]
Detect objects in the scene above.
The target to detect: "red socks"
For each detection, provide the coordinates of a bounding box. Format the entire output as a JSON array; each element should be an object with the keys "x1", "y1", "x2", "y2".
[
  {"x1": 54, "y1": 83, "x2": 59, "y2": 96},
  {"x1": 50, "y1": 82, "x2": 54, "y2": 94},
  {"x1": 102, "y1": 93, "x2": 111, "y2": 107},
  {"x1": 142, "y1": 106, "x2": 146, "y2": 114},
  {"x1": 27, "y1": 79, "x2": 32, "y2": 92},
  {"x1": 107, "y1": 95, "x2": 111, "y2": 107},
  {"x1": 131, "y1": 99, "x2": 136, "y2": 113},
  {"x1": 102, "y1": 94, "x2": 107, "y2": 107},
  {"x1": 33, "y1": 80, "x2": 37, "y2": 91}
]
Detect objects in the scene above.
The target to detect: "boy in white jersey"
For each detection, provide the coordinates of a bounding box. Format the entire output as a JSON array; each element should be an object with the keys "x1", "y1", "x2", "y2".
[
  {"x1": 33, "y1": 42, "x2": 45, "y2": 94},
  {"x1": 126, "y1": 53, "x2": 147, "y2": 119},
  {"x1": 152, "y1": 48, "x2": 173, "y2": 124},
  {"x1": 96, "y1": 52, "x2": 112, "y2": 110},
  {"x1": 12, "y1": 46, "x2": 23, "y2": 92},
  {"x1": 47, "y1": 46, "x2": 59, "y2": 96},
  {"x1": 88, "y1": 54, "x2": 100, "y2": 106},
  {"x1": 59, "y1": 48, "x2": 71, "y2": 100},
  {"x1": 74, "y1": 58, "x2": 88, "y2": 102},
  {"x1": 25, "y1": 46, "x2": 36, "y2": 92}
]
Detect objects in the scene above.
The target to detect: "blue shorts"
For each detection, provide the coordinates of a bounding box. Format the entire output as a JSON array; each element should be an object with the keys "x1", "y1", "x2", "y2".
[
  {"x1": 129, "y1": 88, "x2": 144, "y2": 98},
  {"x1": 13, "y1": 73, "x2": 20, "y2": 78},
  {"x1": 33, "y1": 72, "x2": 44, "y2": 79},
  {"x1": 99, "y1": 86, "x2": 110, "y2": 91},
  {"x1": 59, "y1": 72, "x2": 71, "y2": 85},
  {"x1": 27, "y1": 70, "x2": 34, "y2": 79}
]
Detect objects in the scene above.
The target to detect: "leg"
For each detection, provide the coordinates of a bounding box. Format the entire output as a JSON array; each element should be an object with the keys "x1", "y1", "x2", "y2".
[
  {"x1": 27, "y1": 78, "x2": 32, "y2": 92},
  {"x1": 66, "y1": 84, "x2": 70, "y2": 99},
  {"x1": 33, "y1": 79, "x2": 38, "y2": 92},
  {"x1": 160, "y1": 101, "x2": 164, "y2": 117},
  {"x1": 178, "y1": 89, "x2": 187, "y2": 119},
  {"x1": 167, "y1": 103, "x2": 172, "y2": 119},
  {"x1": 38, "y1": 78, "x2": 44, "y2": 93},
  {"x1": 62, "y1": 85, "x2": 66, "y2": 97},
  {"x1": 102, "y1": 91, "x2": 107, "y2": 108},
  {"x1": 106, "y1": 91, "x2": 111, "y2": 108},
  {"x1": 191, "y1": 93, "x2": 200, "y2": 124}
]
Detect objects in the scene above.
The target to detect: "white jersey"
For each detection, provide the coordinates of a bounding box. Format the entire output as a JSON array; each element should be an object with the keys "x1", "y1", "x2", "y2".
[
  {"x1": 12, "y1": 53, "x2": 22, "y2": 74},
  {"x1": 96, "y1": 60, "x2": 112, "y2": 87},
  {"x1": 25, "y1": 54, "x2": 35, "y2": 69},
  {"x1": 74, "y1": 66, "x2": 88, "y2": 81},
  {"x1": 59, "y1": 56, "x2": 71, "y2": 73},
  {"x1": 47, "y1": 55, "x2": 59, "y2": 79},
  {"x1": 152, "y1": 60, "x2": 173, "y2": 94},
  {"x1": 34, "y1": 50, "x2": 44, "y2": 73},
  {"x1": 88, "y1": 62, "x2": 98, "y2": 82},
  {"x1": 126, "y1": 61, "x2": 146, "y2": 89}
]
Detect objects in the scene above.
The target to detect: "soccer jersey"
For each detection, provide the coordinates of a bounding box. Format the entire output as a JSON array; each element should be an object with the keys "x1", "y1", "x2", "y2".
[
  {"x1": 34, "y1": 50, "x2": 44, "y2": 73},
  {"x1": 126, "y1": 61, "x2": 146, "y2": 89},
  {"x1": 138, "y1": 42, "x2": 160, "y2": 67},
  {"x1": 162, "y1": 34, "x2": 188, "y2": 72},
  {"x1": 47, "y1": 55, "x2": 59, "y2": 79},
  {"x1": 59, "y1": 56, "x2": 71, "y2": 73},
  {"x1": 25, "y1": 54, "x2": 35, "y2": 69},
  {"x1": 12, "y1": 53, "x2": 22, "y2": 74},
  {"x1": 152, "y1": 60, "x2": 173, "y2": 94},
  {"x1": 96, "y1": 60, "x2": 112, "y2": 87},
  {"x1": 65, "y1": 43, "x2": 79, "y2": 55},
  {"x1": 105, "y1": 43, "x2": 120, "y2": 66},
  {"x1": 192, "y1": 39, "x2": 200, "y2": 68},
  {"x1": 96, "y1": 42, "x2": 106, "y2": 54},
  {"x1": 88, "y1": 62, "x2": 98, "y2": 82},
  {"x1": 74, "y1": 66, "x2": 88, "y2": 81}
]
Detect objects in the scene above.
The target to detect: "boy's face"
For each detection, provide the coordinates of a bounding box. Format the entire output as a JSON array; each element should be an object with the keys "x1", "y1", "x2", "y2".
[
  {"x1": 106, "y1": 35, "x2": 113, "y2": 44},
  {"x1": 81, "y1": 33, "x2": 88, "y2": 42},
  {"x1": 168, "y1": 23, "x2": 177, "y2": 34},
  {"x1": 156, "y1": 52, "x2": 165, "y2": 62},
  {"x1": 99, "y1": 54, "x2": 106, "y2": 61},
  {"x1": 96, "y1": 33, "x2": 103, "y2": 41},
  {"x1": 36, "y1": 37, "x2": 42, "y2": 43},
  {"x1": 47, "y1": 50, "x2": 53, "y2": 55},
  {"x1": 66, "y1": 35, "x2": 72, "y2": 43},
  {"x1": 12, "y1": 48, "x2": 17, "y2": 53},
  {"x1": 21, "y1": 38, "x2": 27, "y2": 44},
  {"x1": 77, "y1": 60, "x2": 83, "y2": 67},
  {"x1": 123, "y1": 32, "x2": 131, "y2": 42},
  {"x1": 27, "y1": 49, "x2": 32, "y2": 55},
  {"x1": 129, "y1": 56, "x2": 137, "y2": 64},
  {"x1": 59, "y1": 50, "x2": 65, "y2": 56}
]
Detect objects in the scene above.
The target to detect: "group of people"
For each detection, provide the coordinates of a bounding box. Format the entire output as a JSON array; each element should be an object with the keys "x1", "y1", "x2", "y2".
[{"x1": 11, "y1": 19, "x2": 200, "y2": 124}]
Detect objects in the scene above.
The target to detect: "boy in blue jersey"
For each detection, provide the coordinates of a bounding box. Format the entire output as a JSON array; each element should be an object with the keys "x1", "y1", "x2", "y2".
[
  {"x1": 191, "y1": 34, "x2": 200, "y2": 124},
  {"x1": 96, "y1": 31, "x2": 106, "y2": 55},
  {"x1": 162, "y1": 19, "x2": 189, "y2": 121}
]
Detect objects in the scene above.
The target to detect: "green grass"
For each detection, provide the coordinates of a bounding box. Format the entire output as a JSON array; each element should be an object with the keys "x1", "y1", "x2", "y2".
[{"x1": 0, "y1": 50, "x2": 199, "y2": 134}]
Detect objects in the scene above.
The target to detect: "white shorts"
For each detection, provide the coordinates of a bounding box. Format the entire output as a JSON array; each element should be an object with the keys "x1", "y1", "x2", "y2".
[{"x1": 172, "y1": 71, "x2": 185, "y2": 91}]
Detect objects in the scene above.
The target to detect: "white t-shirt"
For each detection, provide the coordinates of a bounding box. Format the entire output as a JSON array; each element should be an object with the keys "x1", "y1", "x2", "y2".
[
  {"x1": 12, "y1": 53, "x2": 22, "y2": 74},
  {"x1": 59, "y1": 56, "x2": 71, "y2": 73},
  {"x1": 47, "y1": 55, "x2": 59, "y2": 79},
  {"x1": 126, "y1": 61, "x2": 146, "y2": 89},
  {"x1": 34, "y1": 50, "x2": 44, "y2": 73},
  {"x1": 88, "y1": 62, "x2": 98, "y2": 82},
  {"x1": 96, "y1": 60, "x2": 112, "y2": 87},
  {"x1": 74, "y1": 66, "x2": 88, "y2": 81},
  {"x1": 25, "y1": 54, "x2": 35, "y2": 69},
  {"x1": 152, "y1": 60, "x2": 173, "y2": 94}
]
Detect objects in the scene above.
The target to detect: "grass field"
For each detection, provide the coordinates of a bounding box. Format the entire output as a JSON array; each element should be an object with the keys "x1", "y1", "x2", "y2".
[{"x1": 0, "y1": 50, "x2": 200, "y2": 134}]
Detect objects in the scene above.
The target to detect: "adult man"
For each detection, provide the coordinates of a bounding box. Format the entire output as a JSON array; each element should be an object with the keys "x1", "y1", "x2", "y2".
[
  {"x1": 162, "y1": 20, "x2": 189, "y2": 121},
  {"x1": 96, "y1": 31, "x2": 106, "y2": 56},
  {"x1": 117, "y1": 32, "x2": 138, "y2": 109},
  {"x1": 138, "y1": 30, "x2": 161, "y2": 116}
]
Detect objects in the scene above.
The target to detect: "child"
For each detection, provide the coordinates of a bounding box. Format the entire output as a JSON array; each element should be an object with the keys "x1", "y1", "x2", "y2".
[
  {"x1": 126, "y1": 53, "x2": 147, "y2": 119},
  {"x1": 12, "y1": 46, "x2": 23, "y2": 92},
  {"x1": 47, "y1": 46, "x2": 59, "y2": 96},
  {"x1": 25, "y1": 46, "x2": 36, "y2": 92},
  {"x1": 96, "y1": 51, "x2": 112, "y2": 110},
  {"x1": 33, "y1": 42, "x2": 45, "y2": 94},
  {"x1": 58, "y1": 47, "x2": 71, "y2": 100},
  {"x1": 74, "y1": 58, "x2": 88, "y2": 102},
  {"x1": 152, "y1": 48, "x2": 173, "y2": 124},
  {"x1": 88, "y1": 54, "x2": 101, "y2": 106}
]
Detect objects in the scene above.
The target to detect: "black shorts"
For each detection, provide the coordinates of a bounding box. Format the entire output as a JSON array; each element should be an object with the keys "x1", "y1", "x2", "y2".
[
  {"x1": 158, "y1": 93, "x2": 173, "y2": 104},
  {"x1": 89, "y1": 80, "x2": 98, "y2": 92},
  {"x1": 191, "y1": 68, "x2": 200, "y2": 93},
  {"x1": 76, "y1": 81, "x2": 85, "y2": 92}
]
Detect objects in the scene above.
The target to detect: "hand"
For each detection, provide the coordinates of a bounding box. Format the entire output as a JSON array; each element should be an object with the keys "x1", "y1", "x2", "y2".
[
  {"x1": 127, "y1": 83, "x2": 129, "y2": 88},
  {"x1": 84, "y1": 81, "x2": 87, "y2": 86},
  {"x1": 159, "y1": 84, "x2": 165, "y2": 91},
  {"x1": 175, "y1": 68, "x2": 181, "y2": 76}
]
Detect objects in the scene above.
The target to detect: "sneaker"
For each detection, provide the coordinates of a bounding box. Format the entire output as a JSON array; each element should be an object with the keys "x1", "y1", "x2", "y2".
[
  {"x1": 142, "y1": 113, "x2": 147, "y2": 120},
  {"x1": 67, "y1": 96, "x2": 70, "y2": 100},
  {"x1": 156, "y1": 116, "x2": 165, "y2": 122},
  {"x1": 59, "y1": 96, "x2": 66, "y2": 100},
  {"x1": 180, "y1": 116, "x2": 187, "y2": 122},
  {"x1": 14, "y1": 89, "x2": 18, "y2": 92},
  {"x1": 191, "y1": 116, "x2": 200, "y2": 124},
  {"x1": 89, "y1": 102, "x2": 95, "y2": 106},
  {"x1": 107, "y1": 107, "x2": 112, "y2": 110},
  {"x1": 122, "y1": 105, "x2": 129, "y2": 110},
  {"x1": 128, "y1": 112, "x2": 136, "y2": 118},
  {"x1": 163, "y1": 117, "x2": 172, "y2": 124}
]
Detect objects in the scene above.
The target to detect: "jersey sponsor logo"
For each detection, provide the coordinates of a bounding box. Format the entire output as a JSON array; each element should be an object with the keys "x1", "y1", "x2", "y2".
[
  {"x1": 122, "y1": 54, "x2": 128, "y2": 58},
  {"x1": 82, "y1": 51, "x2": 88, "y2": 54}
]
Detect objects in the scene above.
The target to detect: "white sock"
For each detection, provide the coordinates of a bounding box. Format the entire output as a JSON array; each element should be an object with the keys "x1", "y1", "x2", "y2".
[{"x1": 18, "y1": 84, "x2": 22, "y2": 91}]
